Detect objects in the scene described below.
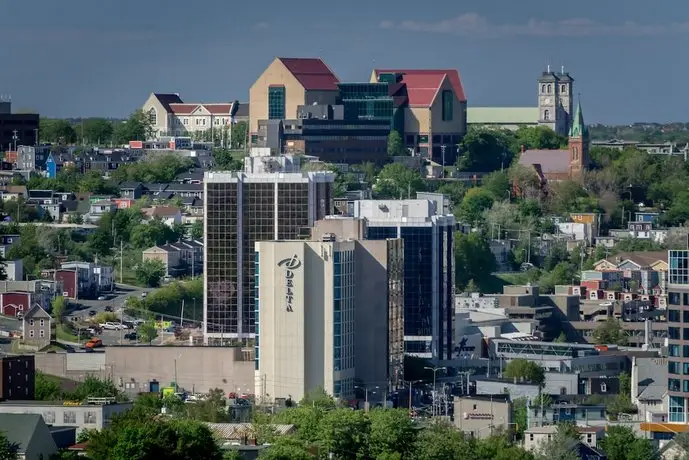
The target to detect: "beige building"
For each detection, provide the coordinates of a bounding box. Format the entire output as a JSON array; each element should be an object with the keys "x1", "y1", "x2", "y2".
[
  {"x1": 249, "y1": 57, "x2": 340, "y2": 138},
  {"x1": 254, "y1": 236, "x2": 402, "y2": 403},
  {"x1": 524, "y1": 425, "x2": 605, "y2": 452},
  {"x1": 453, "y1": 395, "x2": 512, "y2": 439},
  {"x1": 141, "y1": 93, "x2": 249, "y2": 140}
]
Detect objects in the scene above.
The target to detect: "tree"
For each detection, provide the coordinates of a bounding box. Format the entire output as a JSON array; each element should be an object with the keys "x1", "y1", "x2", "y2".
[
  {"x1": 475, "y1": 434, "x2": 535, "y2": 460},
  {"x1": 454, "y1": 232, "x2": 496, "y2": 291},
  {"x1": 368, "y1": 409, "x2": 417, "y2": 459},
  {"x1": 135, "y1": 259, "x2": 165, "y2": 287},
  {"x1": 413, "y1": 421, "x2": 475, "y2": 460},
  {"x1": 458, "y1": 188, "x2": 494, "y2": 224},
  {"x1": 457, "y1": 128, "x2": 513, "y2": 172},
  {"x1": 213, "y1": 149, "x2": 244, "y2": 171},
  {"x1": 299, "y1": 387, "x2": 337, "y2": 410},
  {"x1": 113, "y1": 110, "x2": 154, "y2": 143},
  {"x1": 137, "y1": 321, "x2": 159, "y2": 344},
  {"x1": 82, "y1": 118, "x2": 114, "y2": 145},
  {"x1": 387, "y1": 130, "x2": 406, "y2": 156},
  {"x1": 257, "y1": 437, "x2": 312, "y2": 460},
  {"x1": 599, "y1": 425, "x2": 657, "y2": 460},
  {"x1": 672, "y1": 432, "x2": 689, "y2": 460},
  {"x1": 593, "y1": 318, "x2": 627, "y2": 345},
  {"x1": 513, "y1": 126, "x2": 566, "y2": 151},
  {"x1": 535, "y1": 424, "x2": 579, "y2": 460},
  {"x1": 191, "y1": 220, "x2": 203, "y2": 239},
  {"x1": 482, "y1": 171, "x2": 511, "y2": 201},
  {"x1": 503, "y1": 359, "x2": 545, "y2": 386},
  {"x1": 373, "y1": 163, "x2": 425, "y2": 199},
  {"x1": 318, "y1": 408, "x2": 370, "y2": 459},
  {"x1": 465, "y1": 279, "x2": 479, "y2": 294},
  {"x1": 0, "y1": 431, "x2": 19, "y2": 460},
  {"x1": 51, "y1": 296, "x2": 67, "y2": 323},
  {"x1": 34, "y1": 371, "x2": 62, "y2": 400},
  {"x1": 69, "y1": 376, "x2": 124, "y2": 401},
  {"x1": 555, "y1": 331, "x2": 568, "y2": 343},
  {"x1": 40, "y1": 118, "x2": 77, "y2": 144},
  {"x1": 229, "y1": 121, "x2": 248, "y2": 150}
]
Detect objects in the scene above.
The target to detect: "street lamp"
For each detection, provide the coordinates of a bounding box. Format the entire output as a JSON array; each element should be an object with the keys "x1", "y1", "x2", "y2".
[{"x1": 424, "y1": 366, "x2": 446, "y2": 417}]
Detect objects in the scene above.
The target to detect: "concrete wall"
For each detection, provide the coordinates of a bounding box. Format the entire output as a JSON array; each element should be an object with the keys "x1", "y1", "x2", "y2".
[
  {"x1": 453, "y1": 397, "x2": 511, "y2": 439},
  {"x1": 35, "y1": 347, "x2": 254, "y2": 395}
]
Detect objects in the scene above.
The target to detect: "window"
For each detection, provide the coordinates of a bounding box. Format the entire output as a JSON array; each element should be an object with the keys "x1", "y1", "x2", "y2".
[
  {"x1": 561, "y1": 85, "x2": 567, "y2": 93},
  {"x1": 441, "y1": 90, "x2": 453, "y2": 121},
  {"x1": 40, "y1": 319, "x2": 44, "y2": 327},
  {"x1": 670, "y1": 361, "x2": 681, "y2": 374},
  {"x1": 85, "y1": 411, "x2": 97, "y2": 424},
  {"x1": 670, "y1": 292, "x2": 682, "y2": 305},
  {"x1": 670, "y1": 327, "x2": 681, "y2": 339},
  {"x1": 63, "y1": 411, "x2": 77, "y2": 424},
  {"x1": 148, "y1": 108, "x2": 157, "y2": 125},
  {"x1": 669, "y1": 344, "x2": 680, "y2": 356},
  {"x1": 572, "y1": 147, "x2": 579, "y2": 160},
  {"x1": 29, "y1": 330, "x2": 34, "y2": 338},
  {"x1": 685, "y1": 310, "x2": 689, "y2": 323},
  {"x1": 43, "y1": 411, "x2": 55, "y2": 424},
  {"x1": 600, "y1": 382, "x2": 607, "y2": 393},
  {"x1": 547, "y1": 84, "x2": 552, "y2": 93},
  {"x1": 39, "y1": 329, "x2": 45, "y2": 338},
  {"x1": 268, "y1": 86, "x2": 285, "y2": 119},
  {"x1": 540, "y1": 84, "x2": 546, "y2": 94},
  {"x1": 544, "y1": 109, "x2": 550, "y2": 120},
  {"x1": 29, "y1": 319, "x2": 34, "y2": 326},
  {"x1": 670, "y1": 309, "x2": 681, "y2": 322},
  {"x1": 669, "y1": 378, "x2": 681, "y2": 392},
  {"x1": 183, "y1": 118, "x2": 189, "y2": 126}
]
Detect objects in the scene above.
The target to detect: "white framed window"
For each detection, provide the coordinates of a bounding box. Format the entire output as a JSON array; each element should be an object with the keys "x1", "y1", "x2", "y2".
[
  {"x1": 183, "y1": 118, "x2": 189, "y2": 126},
  {"x1": 29, "y1": 330, "x2": 34, "y2": 338},
  {"x1": 29, "y1": 319, "x2": 34, "y2": 326},
  {"x1": 40, "y1": 319, "x2": 44, "y2": 327},
  {"x1": 40, "y1": 330, "x2": 45, "y2": 338}
]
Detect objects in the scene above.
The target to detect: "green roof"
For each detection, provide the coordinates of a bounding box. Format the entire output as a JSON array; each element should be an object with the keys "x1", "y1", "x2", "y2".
[{"x1": 467, "y1": 107, "x2": 539, "y2": 125}]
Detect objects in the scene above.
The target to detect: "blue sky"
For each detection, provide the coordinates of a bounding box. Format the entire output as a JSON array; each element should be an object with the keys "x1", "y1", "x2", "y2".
[{"x1": 1, "y1": 0, "x2": 687, "y2": 123}]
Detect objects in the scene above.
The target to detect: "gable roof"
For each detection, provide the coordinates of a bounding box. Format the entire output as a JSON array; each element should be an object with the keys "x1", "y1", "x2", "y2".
[
  {"x1": 0, "y1": 413, "x2": 50, "y2": 454},
  {"x1": 603, "y1": 251, "x2": 667, "y2": 270},
  {"x1": 518, "y1": 149, "x2": 569, "y2": 174},
  {"x1": 168, "y1": 103, "x2": 199, "y2": 115},
  {"x1": 143, "y1": 206, "x2": 181, "y2": 218},
  {"x1": 277, "y1": 57, "x2": 340, "y2": 91},
  {"x1": 373, "y1": 68, "x2": 467, "y2": 103},
  {"x1": 24, "y1": 303, "x2": 51, "y2": 319},
  {"x1": 153, "y1": 93, "x2": 184, "y2": 113}
]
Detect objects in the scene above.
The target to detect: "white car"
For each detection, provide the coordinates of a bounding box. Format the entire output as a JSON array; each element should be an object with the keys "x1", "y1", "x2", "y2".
[
  {"x1": 100, "y1": 322, "x2": 122, "y2": 330},
  {"x1": 97, "y1": 296, "x2": 107, "y2": 301}
]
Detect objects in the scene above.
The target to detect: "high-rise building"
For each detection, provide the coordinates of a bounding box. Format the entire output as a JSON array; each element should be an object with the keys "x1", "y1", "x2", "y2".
[
  {"x1": 253, "y1": 233, "x2": 403, "y2": 402},
  {"x1": 203, "y1": 169, "x2": 334, "y2": 341},
  {"x1": 352, "y1": 199, "x2": 455, "y2": 361},
  {"x1": 667, "y1": 250, "x2": 689, "y2": 422}
]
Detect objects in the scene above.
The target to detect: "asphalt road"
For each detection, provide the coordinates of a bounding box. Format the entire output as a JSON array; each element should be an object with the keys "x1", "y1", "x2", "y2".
[{"x1": 65, "y1": 284, "x2": 154, "y2": 322}]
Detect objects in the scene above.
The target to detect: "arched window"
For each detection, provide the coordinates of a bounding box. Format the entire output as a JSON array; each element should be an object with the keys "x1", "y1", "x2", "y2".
[
  {"x1": 547, "y1": 84, "x2": 552, "y2": 93},
  {"x1": 561, "y1": 84, "x2": 567, "y2": 94},
  {"x1": 541, "y1": 84, "x2": 546, "y2": 94},
  {"x1": 148, "y1": 108, "x2": 157, "y2": 125},
  {"x1": 572, "y1": 147, "x2": 579, "y2": 160},
  {"x1": 544, "y1": 109, "x2": 550, "y2": 120}
]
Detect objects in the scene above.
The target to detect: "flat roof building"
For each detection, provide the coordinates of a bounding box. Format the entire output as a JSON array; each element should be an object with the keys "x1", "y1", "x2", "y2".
[
  {"x1": 254, "y1": 233, "x2": 403, "y2": 402},
  {"x1": 204, "y1": 169, "x2": 334, "y2": 341},
  {"x1": 350, "y1": 199, "x2": 455, "y2": 361}
]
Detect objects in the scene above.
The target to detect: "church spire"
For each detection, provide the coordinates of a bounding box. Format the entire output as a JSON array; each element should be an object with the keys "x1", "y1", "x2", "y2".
[{"x1": 568, "y1": 99, "x2": 587, "y2": 138}]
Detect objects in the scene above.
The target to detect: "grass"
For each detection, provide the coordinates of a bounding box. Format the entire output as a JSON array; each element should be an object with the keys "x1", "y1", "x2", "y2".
[{"x1": 55, "y1": 323, "x2": 82, "y2": 343}]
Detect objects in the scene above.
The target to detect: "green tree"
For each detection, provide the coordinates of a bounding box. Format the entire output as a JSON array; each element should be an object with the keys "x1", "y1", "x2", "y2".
[
  {"x1": 458, "y1": 188, "x2": 494, "y2": 224},
  {"x1": 135, "y1": 259, "x2": 165, "y2": 287},
  {"x1": 555, "y1": 331, "x2": 568, "y2": 343},
  {"x1": 503, "y1": 359, "x2": 545, "y2": 385},
  {"x1": 82, "y1": 118, "x2": 114, "y2": 145},
  {"x1": 538, "y1": 262, "x2": 578, "y2": 294},
  {"x1": 213, "y1": 149, "x2": 244, "y2": 171},
  {"x1": 593, "y1": 318, "x2": 627, "y2": 345},
  {"x1": 511, "y1": 398, "x2": 528, "y2": 439},
  {"x1": 475, "y1": 434, "x2": 535, "y2": 460},
  {"x1": 482, "y1": 171, "x2": 511, "y2": 201},
  {"x1": 273, "y1": 406, "x2": 324, "y2": 443},
  {"x1": 69, "y1": 376, "x2": 124, "y2": 401},
  {"x1": 535, "y1": 424, "x2": 579, "y2": 460},
  {"x1": 257, "y1": 437, "x2": 312, "y2": 460},
  {"x1": 599, "y1": 425, "x2": 657, "y2": 460},
  {"x1": 457, "y1": 128, "x2": 513, "y2": 172},
  {"x1": 113, "y1": 110, "x2": 154, "y2": 143},
  {"x1": 454, "y1": 232, "x2": 496, "y2": 291},
  {"x1": 368, "y1": 409, "x2": 417, "y2": 459},
  {"x1": 191, "y1": 220, "x2": 203, "y2": 239},
  {"x1": 137, "y1": 321, "x2": 159, "y2": 344},
  {"x1": 387, "y1": 130, "x2": 406, "y2": 156},
  {"x1": 51, "y1": 296, "x2": 67, "y2": 323},
  {"x1": 223, "y1": 451, "x2": 244, "y2": 460},
  {"x1": 373, "y1": 163, "x2": 425, "y2": 199},
  {"x1": 34, "y1": 371, "x2": 62, "y2": 400},
  {"x1": 40, "y1": 118, "x2": 77, "y2": 144},
  {"x1": 299, "y1": 387, "x2": 337, "y2": 410},
  {"x1": 318, "y1": 408, "x2": 370, "y2": 459},
  {"x1": 413, "y1": 421, "x2": 474, "y2": 460},
  {"x1": 513, "y1": 126, "x2": 566, "y2": 151},
  {"x1": 0, "y1": 431, "x2": 18, "y2": 460},
  {"x1": 229, "y1": 121, "x2": 248, "y2": 150}
]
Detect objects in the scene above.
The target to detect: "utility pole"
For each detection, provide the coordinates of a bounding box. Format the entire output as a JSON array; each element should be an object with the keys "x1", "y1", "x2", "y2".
[
  {"x1": 120, "y1": 240, "x2": 123, "y2": 284},
  {"x1": 424, "y1": 366, "x2": 446, "y2": 417},
  {"x1": 180, "y1": 299, "x2": 185, "y2": 327},
  {"x1": 441, "y1": 144, "x2": 446, "y2": 178},
  {"x1": 408, "y1": 381, "x2": 413, "y2": 412}
]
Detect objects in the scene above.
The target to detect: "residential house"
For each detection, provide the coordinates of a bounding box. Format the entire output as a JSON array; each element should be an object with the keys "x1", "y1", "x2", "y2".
[
  {"x1": 142, "y1": 206, "x2": 182, "y2": 227},
  {"x1": 175, "y1": 169, "x2": 204, "y2": 184},
  {"x1": 119, "y1": 181, "x2": 145, "y2": 200},
  {"x1": 181, "y1": 197, "x2": 203, "y2": 217},
  {"x1": 6, "y1": 260, "x2": 23, "y2": 281},
  {"x1": 0, "y1": 399, "x2": 133, "y2": 436},
  {"x1": 524, "y1": 425, "x2": 607, "y2": 459},
  {"x1": 0, "y1": 355, "x2": 35, "y2": 401},
  {"x1": 85, "y1": 200, "x2": 116, "y2": 223},
  {"x1": 0, "y1": 233, "x2": 20, "y2": 257},
  {"x1": 53, "y1": 269, "x2": 78, "y2": 299},
  {"x1": 164, "y1": 183, "x2": 203, "y2": 199},
  {"x1": 0, "y1": 290, "x2": 52, "y2": 318},
  {"x1": 529, "y1": 403, "x2": 607, "y2": 427},
  {"x1": 45, "y1": 153, "x2": 56, "y2": 178},
  {"x1": 22, "y1": 304, "x2": 52, "y2": 345},
  {"x1": 112, "y1": 198, "x2": 135, "y2": 209},
  {"x1": 142, "y1": 239, "x2": 203, "y2": 277},
  {"x1": 632, "y1": 356, "x2": 668, "y2": 424},
  {"x1": 0, "y1": 185, "x2": 27, "y2": 201},
  {"x1": 60, "y1": 262, "x2": 113, "y2": 296},
  {"x1": 204, "y1": 422, "x2": 295, "y2": 445},
  {"x1": 0, "y1": 414, "x2": 58, "y2": 460}
]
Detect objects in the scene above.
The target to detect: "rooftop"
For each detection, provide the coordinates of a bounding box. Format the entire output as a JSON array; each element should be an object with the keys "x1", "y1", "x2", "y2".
[
  {"x1": 278, "y1": 57, "x2": 340, "y2": 91},
  {"x1": 518, "y1": 149, "x2": 569, "y2": 175},
  {"x1": 373, "y1": 68, "x2": 467, "y2": 104}
]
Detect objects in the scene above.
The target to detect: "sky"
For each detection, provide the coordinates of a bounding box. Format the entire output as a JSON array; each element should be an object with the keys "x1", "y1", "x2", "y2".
[{"x1": 1, "y1": 0, "x2": 687, "y2": 124}]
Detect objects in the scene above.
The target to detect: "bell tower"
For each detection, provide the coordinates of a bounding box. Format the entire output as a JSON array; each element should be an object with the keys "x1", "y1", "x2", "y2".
[
  {"x1": 568, "y1": 100, "x2": 589, "y2": 180},
  {"x1": 537, "y1": 66, "x2": 558, "y2": 134}
]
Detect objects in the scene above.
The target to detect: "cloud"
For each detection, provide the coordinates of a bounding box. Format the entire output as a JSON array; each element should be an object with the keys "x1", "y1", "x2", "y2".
[{"x1": 378, "y1": 13, "x2": 689, "y2": 38}]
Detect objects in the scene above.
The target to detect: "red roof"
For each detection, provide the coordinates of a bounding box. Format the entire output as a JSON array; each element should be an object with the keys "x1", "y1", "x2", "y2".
[
  {"x1": 373, "y1": 68, "x2": 467, "y2": 105},
  {"x1": 278, "y1": 57, "x2": 340, "y2": 91},
  {"x1": 168, "y1": 103, "x2": 199, "y2": 114}
]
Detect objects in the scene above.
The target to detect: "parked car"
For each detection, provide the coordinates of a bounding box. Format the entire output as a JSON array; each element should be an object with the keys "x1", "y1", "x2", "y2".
[
  {"x1": 85, "y1": 338, "x2": 103, "y2": 349},
  {"x1": 104, "y1": 306, "x2": 113, "y2": 312},
  {"x1": 100, "y1": 322, "x2": 122, "y2": 330},
  {"x1": 141, "y1": 292, "x2": 148, "y2": 298},
  {"x1": 97, "y1": 296, "x2": 107, "y2": 301},
  {"x1": 124, "y1": 332, "x2": 137, "y2": 340},
  {"x1": 86, "y1": 327, "x2": 100, "y2": 335},
  {"x1": 88, "y1": 310, "x2": 96, "y2": 316}
]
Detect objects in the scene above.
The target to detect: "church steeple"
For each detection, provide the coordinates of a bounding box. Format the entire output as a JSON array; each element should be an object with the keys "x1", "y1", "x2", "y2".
[{"x1": 568, "y1": 100, "x2": 587, "y2": 138}]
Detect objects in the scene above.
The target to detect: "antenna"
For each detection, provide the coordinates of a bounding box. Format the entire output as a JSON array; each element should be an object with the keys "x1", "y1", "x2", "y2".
[
  {"x1": 547, "y1": 64, "x2": 551, "y2": 73},
  {"x1": 561, "y1": 65, "x2": 565, "y2": 74}
]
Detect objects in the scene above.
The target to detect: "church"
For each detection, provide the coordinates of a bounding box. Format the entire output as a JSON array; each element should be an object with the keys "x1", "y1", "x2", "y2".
[{"x1": 517, "y1": 100, "x2": 589, "y2": 182}]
